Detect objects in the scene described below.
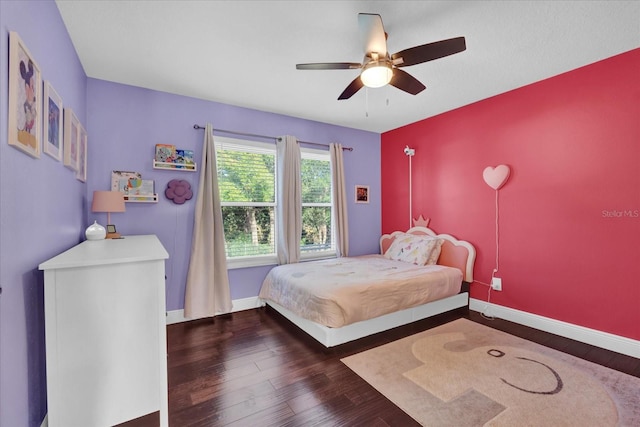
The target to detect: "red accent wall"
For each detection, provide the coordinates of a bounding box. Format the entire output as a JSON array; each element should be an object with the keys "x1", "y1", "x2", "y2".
[{"x1": 381, "y1": 49, "x2": 640, "y2": 340}]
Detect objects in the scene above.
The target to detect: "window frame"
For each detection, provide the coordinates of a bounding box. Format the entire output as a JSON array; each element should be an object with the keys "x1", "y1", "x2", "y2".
[
  {"x1": 215, "y1": 136, "x2": 278, "y2": 269},
  {"x1": 215, "y1": 137, "x2": 336, "y2": 269},
  {"x1": 299, "y1": 147, "x2": 335, "y2": 261}
]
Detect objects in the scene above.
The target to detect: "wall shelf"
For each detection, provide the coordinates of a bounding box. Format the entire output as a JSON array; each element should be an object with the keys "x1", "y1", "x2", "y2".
[
  {"x1": 125, "y1": 194, "x2": 158, "y2": 203},
  {"x1": 153, "y1": 160, "x2": 197, "y2": 172}
]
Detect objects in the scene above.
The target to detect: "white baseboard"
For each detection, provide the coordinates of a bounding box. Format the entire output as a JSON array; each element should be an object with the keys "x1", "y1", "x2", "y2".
[
  {"x1": 166, "y1": 296, "x2": 265, "y2": 325},
  {"x1": 41, "y1": 414, "x2": 48, "y2": 427},
  {"x1": 470, "y1": 298, "x2": 640, "y2": 358}
]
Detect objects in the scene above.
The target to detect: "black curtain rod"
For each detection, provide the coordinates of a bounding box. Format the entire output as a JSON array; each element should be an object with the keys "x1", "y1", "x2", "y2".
[{"x1": 193, "y1": 124, "x2": 353, "y2": 151}]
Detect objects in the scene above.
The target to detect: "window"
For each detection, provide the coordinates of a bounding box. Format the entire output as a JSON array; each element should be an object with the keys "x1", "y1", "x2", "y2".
[
  {"x1": 300, "y1": 149, "x2": 333, "y2": 258},
  {"x1": 216, "y1": 138, "x2": 277, "y2": 265},
  {"x1": 216, "y1": 137, "x2": 334, "y2": 267}
]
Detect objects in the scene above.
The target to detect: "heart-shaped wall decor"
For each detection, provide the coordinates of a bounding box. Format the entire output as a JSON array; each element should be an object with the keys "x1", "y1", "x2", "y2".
[{"x1": 483, "y1": 165, "x2": 511, "y2": 190}]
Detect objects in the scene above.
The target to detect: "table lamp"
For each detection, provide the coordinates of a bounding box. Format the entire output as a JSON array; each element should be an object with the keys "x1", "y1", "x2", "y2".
[{"x1": 91, "y1": 191, "x2": 126, "y2": 239}]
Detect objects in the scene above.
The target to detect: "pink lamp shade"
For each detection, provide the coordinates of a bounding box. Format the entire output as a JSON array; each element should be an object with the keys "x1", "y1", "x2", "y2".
[{"x1": 91, "y1": 191, "x2": 125, "y2": 225}]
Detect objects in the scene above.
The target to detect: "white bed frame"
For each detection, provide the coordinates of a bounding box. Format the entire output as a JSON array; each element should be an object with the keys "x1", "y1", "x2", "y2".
[
  {"x1": 264, "y1": 226, "x2": 476, "y2": 347},
  {"x1": 267, "y1": 293, "x2": 469, "y2": 347}
]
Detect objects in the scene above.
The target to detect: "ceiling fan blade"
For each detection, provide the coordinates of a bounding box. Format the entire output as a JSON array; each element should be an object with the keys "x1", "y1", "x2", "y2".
[
  {"x1": 338, "y1": 76, "x2": 364, "y2": 100},
  {"x1": 296, "y1": 62, "x2": 362, "y2": 70},
  {"x1": 358, "y1": 13, "x2": 387, "y2": 56},
  {"x1": 392, "y1": 37, "x2": 466, "y2": 67},
  {"x1": 389, "y1": 68, "x2": 426, "y2": 95}
]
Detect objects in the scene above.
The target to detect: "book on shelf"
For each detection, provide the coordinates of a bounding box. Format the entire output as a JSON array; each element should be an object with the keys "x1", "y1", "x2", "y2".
[
  {"x1": 111, "y1": 171, "x2": 141, "y2": 192},
  {"x1": 175, "y1": 149, "x2": 195, "y2": 169},
  {"x1": 118, "y1": 178, "x2": 154, "y2": 196},
  {"x1": 155, "y1": 144, "x2": 176, "y2": 163}
]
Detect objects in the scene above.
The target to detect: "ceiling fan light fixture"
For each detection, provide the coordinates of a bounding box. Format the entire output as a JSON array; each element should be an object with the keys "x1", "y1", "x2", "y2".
[{"x1": 360, "y1": 61, "x2": 393, "y2": 88}]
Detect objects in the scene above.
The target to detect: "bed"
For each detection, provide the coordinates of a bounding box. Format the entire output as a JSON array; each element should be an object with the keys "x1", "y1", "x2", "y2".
[{"x1": 258, "y1": 226, "x2": 476, "y2": 347}]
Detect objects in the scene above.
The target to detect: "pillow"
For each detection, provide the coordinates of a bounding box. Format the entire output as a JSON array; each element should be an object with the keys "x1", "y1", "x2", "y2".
[
  {"x1": 384, "y1": 233, "x2": 443, "y2": 266},
  {"x1": 425, "y1": 238, "x2": 444, "y2": 265}
]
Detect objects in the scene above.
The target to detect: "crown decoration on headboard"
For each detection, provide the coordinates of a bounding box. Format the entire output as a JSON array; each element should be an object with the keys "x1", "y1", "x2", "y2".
[
  {"x1": 413, "y1": 214, "x2": 430, "y2": 228},
  {"x1": 483, "y1": 165, "x2": 511, "y2": 190}
]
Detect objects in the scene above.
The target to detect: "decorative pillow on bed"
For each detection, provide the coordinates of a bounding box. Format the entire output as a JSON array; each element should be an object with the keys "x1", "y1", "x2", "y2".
[
  {"x1": 384, "y1": 233, "x2": 443, "y2": 266},
  {"x1": 425, "y1": 237, "x2": 444, "y2": 265}
]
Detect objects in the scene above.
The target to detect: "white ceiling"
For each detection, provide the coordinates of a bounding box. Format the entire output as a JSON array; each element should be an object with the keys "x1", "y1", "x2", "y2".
[{"x1": 55, "y1": 1, "x2": 639, "y2": 134}]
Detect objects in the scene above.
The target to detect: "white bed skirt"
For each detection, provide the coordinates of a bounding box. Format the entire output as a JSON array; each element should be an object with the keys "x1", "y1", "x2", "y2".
[{"x1": 265, "y1": 292, "x2": 469, "y2": 347}]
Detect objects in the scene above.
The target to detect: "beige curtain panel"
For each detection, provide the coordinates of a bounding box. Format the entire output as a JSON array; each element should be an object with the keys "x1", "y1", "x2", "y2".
[
  {"x1": 276, "y1": 135, "x2": 302, "y2": 265},
  {"x1": 330, "y1": 143, "x2": 349, "y2": 257},
  {"x1": 184, "y1": 123, "x2": 232, "y2": 319}
]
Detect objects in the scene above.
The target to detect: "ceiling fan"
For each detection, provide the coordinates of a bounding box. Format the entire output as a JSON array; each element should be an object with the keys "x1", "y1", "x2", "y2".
[{"x1": 296, "y1": 13, "x2": 466, "y2": 100}]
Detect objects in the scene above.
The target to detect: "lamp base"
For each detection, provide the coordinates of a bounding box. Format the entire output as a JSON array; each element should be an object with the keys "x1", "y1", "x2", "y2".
[
  {"x1": 85, "y1": 221, "x2": 106, "y2": 240},
  {"x1": 105, "y1": 224, "x2": 120, "y2": 239}
]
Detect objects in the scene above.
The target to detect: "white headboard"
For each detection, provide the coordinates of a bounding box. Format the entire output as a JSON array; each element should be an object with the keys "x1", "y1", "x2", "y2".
[{"x1": 380, "y1": 226, "x2": 476, "y2": 282}]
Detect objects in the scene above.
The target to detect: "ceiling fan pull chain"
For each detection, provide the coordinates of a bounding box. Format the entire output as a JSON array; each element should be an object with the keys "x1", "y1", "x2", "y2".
[{"x1": 365, "y1": 87, "x2": 369, "y2": 117}]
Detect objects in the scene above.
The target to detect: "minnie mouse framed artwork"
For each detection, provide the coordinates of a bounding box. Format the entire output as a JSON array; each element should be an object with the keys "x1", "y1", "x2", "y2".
[{"x1": 8, "y1": 32, "x2": 42, "y2": 158}]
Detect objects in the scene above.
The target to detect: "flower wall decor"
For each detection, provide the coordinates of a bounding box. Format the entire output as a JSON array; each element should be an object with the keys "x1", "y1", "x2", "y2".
[{"x1": 165, "y1": 179, "x2": 193, "y2": 205}]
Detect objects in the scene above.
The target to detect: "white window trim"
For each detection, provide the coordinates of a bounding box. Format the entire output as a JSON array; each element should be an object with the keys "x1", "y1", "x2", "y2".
[
  {"x1": 299, "y1": 146, "x2": 336, "y2": 260},
  {"x1": 217, "y1": 136, "x2": 277, "y2": 265},
  {"x1": 217, "y1": 138, "x2": 337, "y2": 268},
  {"x1": 226, "y1": 254, "x2": 278, "y2": 270}
]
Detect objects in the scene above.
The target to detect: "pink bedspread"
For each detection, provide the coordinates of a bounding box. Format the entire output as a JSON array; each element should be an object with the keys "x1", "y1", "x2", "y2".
[{"x1": 258, "y1": 255, "x2": 463, "y2": 328}]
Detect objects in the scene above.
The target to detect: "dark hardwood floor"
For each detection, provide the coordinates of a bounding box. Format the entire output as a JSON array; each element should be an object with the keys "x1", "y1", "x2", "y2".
[{"x1": 123, "y1": 306, "x2": 640, "y2": 427}]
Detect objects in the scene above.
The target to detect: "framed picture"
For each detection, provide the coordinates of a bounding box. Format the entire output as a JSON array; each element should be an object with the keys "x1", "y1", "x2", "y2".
[
  {"x1": 7, "y1": 31, "x2": 42, "y2": 158},
  {"x1": 63, "y1": 108, "x2": 80, "y2": 170},
  {"x1": 75, "y1": 125, "x2": 87, "y2": 182},
  {"x1": 43, "y1": 81, "x2": 63, "y2": 161},
  {"x1": 355, "y1": 185, "x2": 369, "y2": 204}
]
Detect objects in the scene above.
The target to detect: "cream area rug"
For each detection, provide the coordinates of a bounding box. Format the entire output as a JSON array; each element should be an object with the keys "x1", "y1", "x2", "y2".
[{"x1": 341, "y1": 319, "x2": 640, "y2": 426}]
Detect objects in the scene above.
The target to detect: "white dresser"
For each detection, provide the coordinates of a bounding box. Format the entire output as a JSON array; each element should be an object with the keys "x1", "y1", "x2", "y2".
[{"x1": 39, "y1": 235, "x2": 169, "y2": 427}]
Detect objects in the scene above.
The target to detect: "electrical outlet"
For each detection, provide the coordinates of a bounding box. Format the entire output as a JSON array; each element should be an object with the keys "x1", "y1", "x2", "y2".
[{"x1": 491, "y1": 277, "x2": 502, "y2": 291}]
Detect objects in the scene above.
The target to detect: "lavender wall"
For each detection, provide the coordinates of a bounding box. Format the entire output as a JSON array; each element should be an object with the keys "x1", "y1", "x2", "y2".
[
  {"x1": 86, "y1": 79, "x2": 381, "y2": 310},
  {"x1": 0, "y1": 1, "x2": 87, "y2": 426},
  {"x1": 0, "y1": 2, "x2": 378, "y2": 423}
]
